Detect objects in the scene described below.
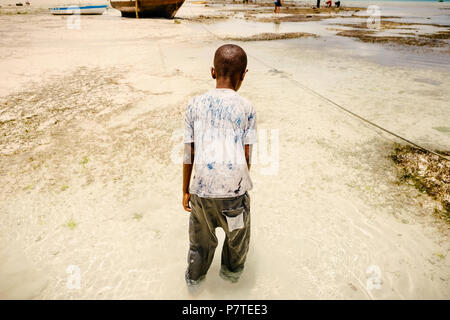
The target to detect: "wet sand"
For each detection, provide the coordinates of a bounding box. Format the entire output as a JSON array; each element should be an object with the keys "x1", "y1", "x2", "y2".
[{"x1": 0, "y1": 1, "x2": 449, "y2": 299}]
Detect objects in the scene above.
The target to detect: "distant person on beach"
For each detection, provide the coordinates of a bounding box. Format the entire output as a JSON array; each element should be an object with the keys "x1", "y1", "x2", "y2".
[
  {"x1": 335, "y1": 1, "x2": 341, "y2": 8},
  {"x1": 182, "y1": 44, "x2": 257, "y2": 287},
  {"x1": 316, "y1": 0, "x2": 320, "y2": 8},
  {"x1": 274, "y1": 0, "x2": 281, "y2": 14},
  {"x1": 326, "y1": 0, "x2": 332, "y2": 8}
]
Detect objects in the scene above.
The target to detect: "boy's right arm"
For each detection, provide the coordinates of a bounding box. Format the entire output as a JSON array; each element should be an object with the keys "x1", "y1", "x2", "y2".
[
  {"x1": 182, "y1": 98, "x2": 195, "y2": 212},
  {"x1": 182, "y1": 143, "x2": 194, "y2": 212}
]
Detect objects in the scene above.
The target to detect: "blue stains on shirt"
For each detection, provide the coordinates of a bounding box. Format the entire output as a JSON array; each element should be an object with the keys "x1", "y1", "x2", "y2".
[{"x1": 183, "y1": 88, "x2": 256, "y2": 197}]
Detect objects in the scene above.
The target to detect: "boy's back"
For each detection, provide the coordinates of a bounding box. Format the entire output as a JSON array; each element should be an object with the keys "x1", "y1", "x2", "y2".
[{"x1": 184, "y1": 88, "x2": 257, "y2": 198}]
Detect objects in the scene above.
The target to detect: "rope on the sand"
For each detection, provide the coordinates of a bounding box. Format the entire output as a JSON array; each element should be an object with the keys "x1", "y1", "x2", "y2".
[
  {"x1": 186, "y1": 9, "x2": 450, "y2": 161},
  {"x1": 279, "y1": 69, "x2": 450, "y2": 161}
]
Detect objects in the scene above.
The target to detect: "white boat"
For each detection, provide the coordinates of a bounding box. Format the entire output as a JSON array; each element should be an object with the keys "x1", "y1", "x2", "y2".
[{"x1": 50, "y1": 4, "x2": 107, "y2": 15}]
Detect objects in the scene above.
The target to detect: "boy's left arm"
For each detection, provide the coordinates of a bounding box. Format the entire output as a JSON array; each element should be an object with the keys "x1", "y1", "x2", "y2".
[
  {"x1": 245, "y1": 144, "x2": 252, "y2": 171},
  {"x1": 244, "y1": 107, "x2": 257, "y2": 170}
]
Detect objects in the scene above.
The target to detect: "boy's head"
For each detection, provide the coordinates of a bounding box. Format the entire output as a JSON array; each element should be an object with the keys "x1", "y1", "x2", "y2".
[{"x1": 211, "y1": 44, "x2": 248, "y2": 91}]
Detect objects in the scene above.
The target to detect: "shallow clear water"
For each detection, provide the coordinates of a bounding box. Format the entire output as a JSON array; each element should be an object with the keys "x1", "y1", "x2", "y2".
[
  {"x1": 187, "y1": 1, "x2": 450, "y2": 151},
  {"x1": 195, "y1": 17, "x2": 450, "y2": 70}
]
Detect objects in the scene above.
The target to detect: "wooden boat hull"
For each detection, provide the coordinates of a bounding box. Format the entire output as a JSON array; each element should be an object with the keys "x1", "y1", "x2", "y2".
[{"x1": 110, "y1": 0, "x2": 185, "y2": 18}]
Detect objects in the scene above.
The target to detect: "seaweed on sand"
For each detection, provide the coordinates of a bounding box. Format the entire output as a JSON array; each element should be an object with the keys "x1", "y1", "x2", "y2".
[
  {"x1": 391, "y1": 144, "x2": 450, "y2": 223},
  {"x1": 336, "y1": 29, "x2": 448, "y2": 48},
  {"x1": 184, "y1": 14, "x2": 231, "y2": 23},
  {"x1": 256, "y1": 14, "x2": 332, "y2": 23},
  {"x1": 333, "y1": 20, "x2": 450, "y2": 30},
  {"x1": 334, "y1": 19, "x2": 450, "y2": 48},
  {"x1": 224, "y1": 32, "x2": 318, "y2": 41},
  {"x1": 419, "y1": 30, "x2": 450, "y2": 40}
]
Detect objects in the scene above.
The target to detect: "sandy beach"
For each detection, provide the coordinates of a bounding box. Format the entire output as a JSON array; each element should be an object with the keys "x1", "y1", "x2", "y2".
[{"x1": 0, "y1": 0, "x2": 449, "y2": 299}]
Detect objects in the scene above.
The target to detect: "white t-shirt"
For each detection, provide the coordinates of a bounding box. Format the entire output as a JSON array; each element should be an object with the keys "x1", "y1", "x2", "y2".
[{"x1": 183, "y1": 88, "x2": 257, "y2": 198}]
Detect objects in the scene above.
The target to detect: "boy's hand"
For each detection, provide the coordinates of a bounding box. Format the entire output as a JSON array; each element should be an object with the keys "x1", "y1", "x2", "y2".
[{"x1": 182, "y1": 192, "x2": 191, "y2": 212}]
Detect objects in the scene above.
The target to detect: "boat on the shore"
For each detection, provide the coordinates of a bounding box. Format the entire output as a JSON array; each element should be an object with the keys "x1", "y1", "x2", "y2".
[
  {"x1": 50, "y1": 4, "x2": 107, "y2": 15},
  {"x1": 110, "y1": 0, "x2": 185, "y2": 19}
]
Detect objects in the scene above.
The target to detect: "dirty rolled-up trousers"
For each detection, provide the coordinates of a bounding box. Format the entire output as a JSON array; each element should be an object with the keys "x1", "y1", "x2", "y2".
[{"x1": 186, "y1": 192, "x2": 251, "y2": 282}]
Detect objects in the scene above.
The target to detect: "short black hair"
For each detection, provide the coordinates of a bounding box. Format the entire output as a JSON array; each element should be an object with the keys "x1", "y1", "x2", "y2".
[{"x1": 213, "y1": 44, "x2": 247, "y2": 79}]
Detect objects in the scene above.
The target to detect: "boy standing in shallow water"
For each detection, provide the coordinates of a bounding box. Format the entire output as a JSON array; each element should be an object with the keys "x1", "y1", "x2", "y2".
[{"x1": 182, "y1": 44, "x2": 257, "y2": 286}]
